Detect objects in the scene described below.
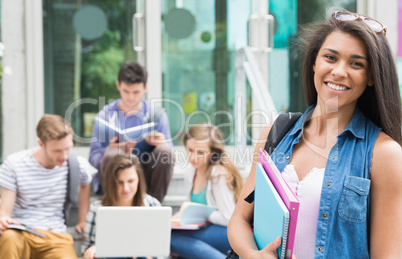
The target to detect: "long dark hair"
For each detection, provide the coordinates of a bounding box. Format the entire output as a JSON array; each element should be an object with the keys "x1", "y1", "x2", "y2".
[
  {"x1": 183, "y1": 124, "x2": 244, "y2": 202},
  {"x1": 299, "y1": 13, "x2": 402, "y2": 145},
  {"x1": 101, "y1": 154, "x2": 147, "y2": 206}
]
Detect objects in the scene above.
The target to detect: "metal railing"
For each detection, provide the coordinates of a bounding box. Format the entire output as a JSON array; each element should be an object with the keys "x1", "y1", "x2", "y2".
[{"x1": 235, "y1": 47, "x2": 277, "y2": 158}]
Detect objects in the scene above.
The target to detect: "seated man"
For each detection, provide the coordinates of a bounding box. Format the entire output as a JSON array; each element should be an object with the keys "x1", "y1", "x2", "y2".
[
  {"x1": 89, "y1": 61, "x2": 175, "y2": 202},
  {"x1": 0, "y1": 114, "x2": 93, "y2": 259}
]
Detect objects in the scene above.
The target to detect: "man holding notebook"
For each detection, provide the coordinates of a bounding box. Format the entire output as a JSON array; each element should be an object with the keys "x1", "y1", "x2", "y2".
[
  {"x1": 89, "y1": 61, "x2": 174, "y2": 202},
  {"x1": 0, "y1": 114, "x2": 93, "y2": 259}
]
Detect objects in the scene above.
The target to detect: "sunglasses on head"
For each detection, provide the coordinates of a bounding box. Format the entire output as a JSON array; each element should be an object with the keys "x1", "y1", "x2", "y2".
[{"x1": 333, "y1": 11, "x2": 387, "y2": 36}]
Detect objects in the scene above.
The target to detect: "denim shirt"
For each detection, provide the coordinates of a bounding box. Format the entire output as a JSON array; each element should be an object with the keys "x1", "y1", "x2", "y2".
[{"x1": 271, "y1": 106, "x2": 380, "y2": 259}]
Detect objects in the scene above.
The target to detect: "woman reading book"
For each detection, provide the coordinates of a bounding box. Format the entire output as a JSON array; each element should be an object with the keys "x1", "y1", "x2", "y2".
[
  {"x1": 227, "y1": 9, "x2": 402, "y2": 259},
  {"x1": 170, "y1": 124, "x2": 244, "y2": 259},
  {"x1": 82, "y1": 154, "x2": 160, "y2": 259}
]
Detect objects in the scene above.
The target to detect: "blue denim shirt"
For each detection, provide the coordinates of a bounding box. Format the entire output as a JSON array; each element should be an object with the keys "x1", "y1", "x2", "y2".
[{"x1": 271, "y1": 106, "x2": 380, "y2": 259}]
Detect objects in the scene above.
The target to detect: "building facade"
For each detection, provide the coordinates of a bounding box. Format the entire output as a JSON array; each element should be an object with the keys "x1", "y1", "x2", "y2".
[{"x1": 1, "y1": 0, "x2": 399, "y2": 159}]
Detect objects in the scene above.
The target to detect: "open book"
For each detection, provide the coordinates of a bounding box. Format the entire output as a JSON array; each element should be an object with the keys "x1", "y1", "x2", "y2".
[
  {"x1": 171, "y1": 202, "x2": 217, "y2": 230},
  {"x1": 8, "y1": 224, "x2": 45, "y2": 238},
  {"x1": 95, "y1": 117, "x2": 157, "y2": 154}
]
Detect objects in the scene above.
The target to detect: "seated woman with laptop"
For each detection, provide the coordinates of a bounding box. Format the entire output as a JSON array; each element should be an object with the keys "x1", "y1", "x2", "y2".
[
  {"x1": 170, "y1": 124, "x2": 244, "y2": 258},
  {"x1": 82, "y1": 154, "x2": 160, "y2": 259}
]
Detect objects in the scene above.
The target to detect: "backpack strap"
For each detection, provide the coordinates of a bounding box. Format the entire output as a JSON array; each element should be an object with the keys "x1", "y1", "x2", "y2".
[
  {"x1": 244, "y1": 112, "x2": 302, "y2": 204},
  {"x1": 264, "y1": 112, "x2": 303, "y2": 155},
  {"x1": 63, "y1": 153, "x2": 80, "y2": 224}
]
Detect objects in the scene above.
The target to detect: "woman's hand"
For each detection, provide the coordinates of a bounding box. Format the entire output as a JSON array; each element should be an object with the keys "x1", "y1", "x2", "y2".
[
  {"x1": 171, "y1": 211, "x2": 181, "y2": 219},
  {"x1": 249, "y1": 237, "x2": 296, "y2": 259},
  {"x1": 250, "y1": 236, "x2": 281, "y2": 259},
  {"x1": 83, "y1": 245, "x2": 96, "y2": 259}
]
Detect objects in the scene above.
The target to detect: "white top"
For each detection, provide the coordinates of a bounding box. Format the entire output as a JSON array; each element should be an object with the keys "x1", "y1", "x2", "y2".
[
  {"x1": 0, "y1": 148, "x2": 93, "y2": 233},
  {"x1": 282, "y1": 165, "x2": 325, "y2": 259},
  {"x1": 184, "y1": 166, "x2": 236, "y2": 226}
]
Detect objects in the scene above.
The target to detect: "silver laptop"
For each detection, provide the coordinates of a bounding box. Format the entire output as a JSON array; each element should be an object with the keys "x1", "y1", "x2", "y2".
[{"x1": 95, "y1": 206, "x2": 172, "y2": 258}]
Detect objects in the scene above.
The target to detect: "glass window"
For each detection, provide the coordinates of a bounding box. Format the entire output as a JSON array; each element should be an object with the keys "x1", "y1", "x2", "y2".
[
  {"x1": 42, "y1": 0, "x2": 360, "y2": 147},
  {"x1": 161, "y1": 0, "x2": 251, "y2": 145},
  {"x1": 43, "y1": 0, "x2": 137, "y2": 145}
]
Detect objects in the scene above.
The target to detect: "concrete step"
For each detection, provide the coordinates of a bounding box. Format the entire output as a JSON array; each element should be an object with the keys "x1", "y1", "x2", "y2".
[
  {"x1": 162, "y1": 195, "x2": 186, "y2": 214},
  {"x1": 165, "y1": 170, "x2": 185, "y2": 196}
]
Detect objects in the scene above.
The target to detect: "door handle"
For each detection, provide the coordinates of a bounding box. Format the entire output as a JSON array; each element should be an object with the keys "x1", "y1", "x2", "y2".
[
  {"x1": 132, "y1": 12, "x2": 145, "y2": 52},
  {"x1": 248, "y1": 13, "x2": 274, "y2": 52},
  {"x1": 265, "y1": 14, "x2": 274, "y2": 52}
]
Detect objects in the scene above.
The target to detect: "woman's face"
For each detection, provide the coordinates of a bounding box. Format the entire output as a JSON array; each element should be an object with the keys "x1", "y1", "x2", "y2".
[
  {"x1": 116, "y1": 166, "x2": 139, "y2": 205},
  {"x1": 185, "y1": 139, "x2": 211, "y2": 170},
  {"x1": 313, "y1": 30, "x2": 373, "y2": 113}
]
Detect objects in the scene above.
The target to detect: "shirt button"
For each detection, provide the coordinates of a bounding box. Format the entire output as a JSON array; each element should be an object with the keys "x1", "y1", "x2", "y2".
[
  {"x1": 331, "y1": 156, "x2": 336, "y2": 161},
  {"x1": 286, "y1": 155, "x2": 290, "y2": 160},
  {"x1": 323, "y1": 213, "x2": 328, "y2": 218},
  {"x1": 327, "y1": 182, "x2": 331, "y2": 187},
  {"x1": 318, "y1": 247, "x2": 323, "y2": 252}
]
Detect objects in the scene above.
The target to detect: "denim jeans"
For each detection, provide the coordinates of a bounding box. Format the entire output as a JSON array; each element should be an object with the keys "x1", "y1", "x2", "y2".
[{"x1": 170, "y1": 225, "x2": 230, "y2": 259}]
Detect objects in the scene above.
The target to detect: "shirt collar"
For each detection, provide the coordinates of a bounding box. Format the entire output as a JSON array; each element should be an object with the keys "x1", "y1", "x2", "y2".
[
  {"x1": 288, "y1": 105, "x2": 314, "y2": 137},
  {"x1": 288, "y1": 105, "x2": 367, "y2": 139},
  {"x1": 340, "y1": 107, "x2": 366, "y2": 139}
]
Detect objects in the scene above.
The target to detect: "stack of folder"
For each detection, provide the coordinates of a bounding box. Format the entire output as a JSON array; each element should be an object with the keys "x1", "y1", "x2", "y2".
[{"x1": 254, "y1": 149, "x2": 300, "y2": 259}]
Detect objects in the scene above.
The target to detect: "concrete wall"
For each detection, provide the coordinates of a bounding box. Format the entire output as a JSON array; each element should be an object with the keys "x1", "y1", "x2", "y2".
[
  {"x1": 2, "y1": 0, "x2": 28, "y2": 156},
  {"x1": 1, "y1": 0, "x2": 44, "y2": 158}
]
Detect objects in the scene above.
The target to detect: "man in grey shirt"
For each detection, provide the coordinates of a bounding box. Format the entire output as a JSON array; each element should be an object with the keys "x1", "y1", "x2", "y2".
[{"x1": 0, "y1": 114, "x2": 92, "y2": 259}]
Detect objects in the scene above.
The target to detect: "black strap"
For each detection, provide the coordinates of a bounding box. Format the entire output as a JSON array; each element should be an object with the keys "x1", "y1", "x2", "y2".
[
  {"x1": 264, "y1": 112, "x2": 303, "y2": 155},
  {"x1": 244, "y1": 112, "x2": 302, "y2": 204},
  {"x1": 63, "y1": 153, "x2": 80, "y2": 224}
]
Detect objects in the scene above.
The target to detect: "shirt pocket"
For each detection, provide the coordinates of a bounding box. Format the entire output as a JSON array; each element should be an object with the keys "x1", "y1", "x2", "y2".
[{"x1": 338, "y1": 176, "x2": 370, "y2": 223}]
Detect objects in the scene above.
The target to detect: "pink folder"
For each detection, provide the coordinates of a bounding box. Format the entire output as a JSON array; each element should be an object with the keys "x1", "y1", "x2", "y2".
[{"x1": 259, "y1": 149, "x2": 299, "y2": 259}]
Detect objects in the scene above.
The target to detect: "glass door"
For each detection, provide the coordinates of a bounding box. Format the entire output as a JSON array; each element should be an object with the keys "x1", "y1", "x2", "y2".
[
  {"x1": 42, "y1": 0, "x2": 271, "y2": 146},
  {"x1": 138, "y1": 0, "x2": 265, "y2": 145},
  {"x1": 43, "y1": 0, "x2": 138, "y2": 145}
]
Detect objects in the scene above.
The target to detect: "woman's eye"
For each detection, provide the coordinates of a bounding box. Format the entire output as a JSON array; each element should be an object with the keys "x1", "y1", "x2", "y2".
[
  {"x1": 351, "y1": 62, "x2": 363, "y2": 68},
  {"x1": 325, "y1": 55, "x2": 335, "y2": 61}
]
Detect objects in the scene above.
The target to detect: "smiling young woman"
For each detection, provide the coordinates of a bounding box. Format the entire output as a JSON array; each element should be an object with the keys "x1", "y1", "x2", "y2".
[{"x1": 228, "y1": 9, "x2": 402, "y2": 259}]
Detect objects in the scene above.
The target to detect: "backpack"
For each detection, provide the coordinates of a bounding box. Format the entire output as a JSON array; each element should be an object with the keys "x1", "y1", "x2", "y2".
[
  {"x1": 63, "y1": 153, "x2": 80, "y2": 225},
  {"x1": 226, "y1": 112, "x2": 302, "y2": 259}
]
